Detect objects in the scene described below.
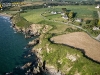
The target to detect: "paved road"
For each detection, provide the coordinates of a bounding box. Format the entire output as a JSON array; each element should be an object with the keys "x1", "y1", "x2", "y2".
[{"x1": 41, "y1": 13, "x2": 97, "y2": 39}]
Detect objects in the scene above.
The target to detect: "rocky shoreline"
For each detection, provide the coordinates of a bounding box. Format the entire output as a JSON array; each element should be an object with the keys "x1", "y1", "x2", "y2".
[
  {"x1": 22, "y1": 27, "x2": 62, "y2": 75},
  {"x1": 0, "y1": 13, "x2": 62, "y2": 75},
  {"x1": 19, "y1": 25, "x2": 62, "y2": 75},
  {"x1": 11, "y1": 23, "x2": 42, "y2": 38}
]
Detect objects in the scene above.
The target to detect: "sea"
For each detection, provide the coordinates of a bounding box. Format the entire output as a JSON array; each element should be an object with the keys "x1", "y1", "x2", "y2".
[{"x1": 0, "y1": 16, "x2": 36, "y2": 75}]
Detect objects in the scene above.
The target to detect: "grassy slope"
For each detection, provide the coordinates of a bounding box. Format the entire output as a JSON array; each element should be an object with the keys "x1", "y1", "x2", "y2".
[
  {"x1": 21, "y1": 5, "x2": 100, "y2": 75},
  {"x1": 21, "y1": 9, "x2": 45, "y2": 23},
  {"x1": 13, "y1": 13, "x2": 31, "y2": 28}
]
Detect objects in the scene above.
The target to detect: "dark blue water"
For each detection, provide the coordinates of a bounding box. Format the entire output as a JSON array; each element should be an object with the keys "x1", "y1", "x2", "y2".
[{"x1": 0, "y1": 16, "x2": 36, "y2": 74}]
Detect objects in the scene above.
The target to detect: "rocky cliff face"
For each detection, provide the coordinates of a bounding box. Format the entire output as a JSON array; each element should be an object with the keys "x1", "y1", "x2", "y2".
[
  {"x1": 12, "y1": 23, "x2": 42, "y2": 38},
  {"x1": 26, "y1": 24, "x2": 42, "y2": 37}
]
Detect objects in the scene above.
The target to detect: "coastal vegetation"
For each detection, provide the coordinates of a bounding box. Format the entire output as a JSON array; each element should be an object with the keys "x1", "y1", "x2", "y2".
[
  {"x1": 12, "y1": 13, "x2": 31, "y2": 28},
  {"x1": 18, "y1": 5, "x2": 100, "y2": 74},
  {"x1": 20, "y1": 5, "x2": 100, "y2": 36},
  {"x1": 2, "y1": 4, "x2": 100, "y2": 75}
]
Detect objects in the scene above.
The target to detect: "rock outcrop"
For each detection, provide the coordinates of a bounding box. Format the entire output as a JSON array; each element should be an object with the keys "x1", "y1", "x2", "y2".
[
  {"x1": 28, "y1": 38, "x2": 39, "y2": 47},
  {"x1": 26, "y1": 24, "x2": 42, "y2": 37}
]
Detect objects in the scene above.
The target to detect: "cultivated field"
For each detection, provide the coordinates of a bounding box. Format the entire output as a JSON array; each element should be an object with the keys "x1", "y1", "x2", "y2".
[
  {"x1": 51, "y1": 32, "x2": 100, "y2": 62},
  {"x1": 19, "y1": 5, "x2": 100, "y2": 74}
]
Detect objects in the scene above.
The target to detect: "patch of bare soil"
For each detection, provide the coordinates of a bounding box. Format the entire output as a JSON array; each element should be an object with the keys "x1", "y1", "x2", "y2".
[{"x1": 51, "y1": 32, "x2": 100, "y2": 62}]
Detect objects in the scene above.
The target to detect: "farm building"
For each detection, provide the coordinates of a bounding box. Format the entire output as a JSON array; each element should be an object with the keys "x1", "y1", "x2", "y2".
[
  {"x1": 95, "y1": 4, "x2": 100, "y2": 8},
  {"x1": 62, "y1": 15, "x2": 68, "y2": 19},
  {"x1": 75, "y1": 18, "x2": 82, "y2": 22}
]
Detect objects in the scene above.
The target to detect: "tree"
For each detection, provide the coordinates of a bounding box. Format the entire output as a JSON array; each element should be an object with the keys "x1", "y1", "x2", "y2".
[
  {"x1": 98, "y1": 20, "x2": 100, "y2": 27},
  {"x1": 93, "y1": 11, "x2": 98, "y2": 19},
  {"x1": 90, "y1": 19, "x2": 98, "y2": 27},
  {"x1": 65, "y1": 11, "x2": 69, "y2": 16},
  {"x1": 86, "y1": 20, "x2": 91, "y2": 24},
  {"x1": 90, "y1": 20, "x2": 95, "y2": 26},
  {"x1": 68, "y1": 11, "x2": 74, "y2": 19},
  {"x1": 62, "y1": 8, "x2": 67, "y2": 13},
  {"x1": 0, "y1": 4, "x2": 2, "y2": 9}
]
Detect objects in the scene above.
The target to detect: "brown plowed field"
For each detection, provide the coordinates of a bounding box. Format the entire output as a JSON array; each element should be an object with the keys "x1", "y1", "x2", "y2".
[{"x1": 51, "y1": 32, "x2": 100, "y2": 62}]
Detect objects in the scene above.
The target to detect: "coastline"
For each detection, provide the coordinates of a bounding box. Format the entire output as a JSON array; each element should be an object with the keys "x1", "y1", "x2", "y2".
[
  {"x1": 0, "y1": 13, "x2": 12, "y2": 18},
  {"x1": 0, "y1": 13, "x2": 38, "y2": 74},
  {"x1": 2, "y1": 11, "x2": 99, "y2": 75},
  {"x1": 0, "y1": 13, "x2": 58, "y2": 75},
  {"x1": 0, "y1": 14, "x2": 36, "y2": 74},
  {"x1": 2, "y1": 5, "x2": 100, "y2": 75}
]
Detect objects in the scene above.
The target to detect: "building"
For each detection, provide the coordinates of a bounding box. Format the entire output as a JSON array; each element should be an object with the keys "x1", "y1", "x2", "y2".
[
  {"x1": 93, "y1": 26, "x2": 100, "y2": 30},
  {"x1": 2, "y1": 3, "x2": 12, "y2": 7},
  {"x1": 75, "y1": 18, "x2": 82, "y2": 22},
  {"x1": 51, "y1": 11, "x2": 57, "y2": 14},
  {"x1": 61, "y1": 13, "x2": 65, "y2": 16},
  {"x1": 95, "y1": 4, "x2": 100, "y2": 8},
  {"x1": 62, "y1": 15, "x2": 68, "y2": 19},
  {"x1": 1, "y1": 2, "x2": 21, "y2": 7}
]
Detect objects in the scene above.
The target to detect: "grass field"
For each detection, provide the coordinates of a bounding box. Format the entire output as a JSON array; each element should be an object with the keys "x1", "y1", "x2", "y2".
[
  {"x1": 20, "y1": 5, "x2": 100, "y2": 75},
  {"x1": 35, "y1": 32, "x2": 100, "y2": 75},
  {"x1": 47, "y1": 5, "x2": 97, "y2": 19},
  {"x1": 21, "y1": 8, "x2": 45, "y2": 23},
  {"x1": 21, "y1": 5, "x2": 97, "y2": 22}
]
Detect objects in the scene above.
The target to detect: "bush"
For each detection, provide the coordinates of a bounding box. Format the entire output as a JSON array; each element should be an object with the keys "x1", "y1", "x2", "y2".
[
  {"x1": 65, "y1": 28, "x2": 82, "y2": 32},
  {"x1": 86, "y1": 20, "x2": 91, "y2": 24}
]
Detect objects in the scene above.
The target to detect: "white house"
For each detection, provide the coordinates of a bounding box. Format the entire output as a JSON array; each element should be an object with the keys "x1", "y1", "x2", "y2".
[
  {"x1": 61, "y1": 13, "x2": 65, "y2": 15},
  {"x1": 93, "y1": 26, "x2": 100, "y2": 30},
  {"x1": 48, "y1": 6, "x2": 51, "y2": 8},
  {"x1": 58, "y1": 12, "x2": 61, "y2": 14},
  {"x1": 51, "y1": 11, "x2": 57, "y2": 14},
  {"x1": 95, "y1": 4, "x2": 100, "y2": 8},
  {"x1": 75, "y1": 18, "x2": 82, "y2": 22},
  {"x1": 62, "y1": 15, "x2": 68, "y2": 19},
  {"x1": 2, "y1": 3, "x2": 12, "y2": 7}
]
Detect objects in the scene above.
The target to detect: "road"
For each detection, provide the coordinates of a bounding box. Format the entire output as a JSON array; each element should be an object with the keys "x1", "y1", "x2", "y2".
[{"x1": 41, "y1": 13, "x2": 97, "y2": 39}]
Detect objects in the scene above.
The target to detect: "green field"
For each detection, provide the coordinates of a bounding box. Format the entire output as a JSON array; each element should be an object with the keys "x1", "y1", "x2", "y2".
[
  {"x1": 21, "y1": 8, "x2": 45, "y2": 23},
  {"x1": 48, "y1": 5, "x2": 97, "y2": 19},
  {"x1": 20, "y1": 5, "x2": 100, "y2": 36},
  {"x1": 19, "y1": 5, "x2": 100, "y2": 75},
  {"x1": 21, "y1": 5, "x2": 97, "y2": 21}
]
